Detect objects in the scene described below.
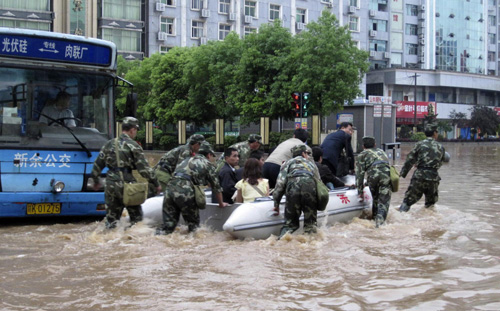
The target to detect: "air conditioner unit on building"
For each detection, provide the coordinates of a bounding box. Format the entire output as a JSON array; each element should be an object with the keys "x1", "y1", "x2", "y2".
[
  {"x1": 157, "y1": 32, "x2": 167, "y2": 41},
  {"x1": 369, "y1": 50, "x2": 376, "y2": 57},
  {"x1": 201, "y1": 9, "x2": 210, "y2": 18},
  {"x1": 200, "y1": 37, "x2": 208, "y2": 45},
  {"x1": 348, "y1": 6, "x2": 356, "y2": 14},
  {"x1": 244, "y1": 15, "x2": 253, "y2": 23},
  {"x1": 384, "y1": 52, "x2": 390, "y2": 59},
  {"x1": 229, "y1": 12, "x2": 237, "y2": 21},
  {"x1": 156, "y1": 2, "x2": 166, "y2": 12},
  {"x1": 420, "y1": 4, "x2": 425, "y2": 11},
  {"x1": 369, "y1": 30, "x2": 377, "y2": 37},
  {"x1": 296, "y1": 22, "x2": 305, "y2": 30},
  {"x1": 326, "y1": 2, "x2": 333, "y2": 8},
  {"x1": 369, "y1": 10, "x2": 375, "y2": 17}
]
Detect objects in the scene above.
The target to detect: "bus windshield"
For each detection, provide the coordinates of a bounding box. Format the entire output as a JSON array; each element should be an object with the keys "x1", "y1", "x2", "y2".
[{"x1": 0, "y1": 66, "x2": 114, "y2": 150}]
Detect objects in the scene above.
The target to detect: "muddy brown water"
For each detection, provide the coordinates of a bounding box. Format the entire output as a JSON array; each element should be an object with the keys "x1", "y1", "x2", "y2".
[{"x1": 1, "y1": 143, "x2": 500, "y2": 311}]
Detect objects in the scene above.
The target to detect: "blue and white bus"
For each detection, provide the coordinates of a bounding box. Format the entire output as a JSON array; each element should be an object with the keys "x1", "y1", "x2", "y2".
[{"x1": 0, "y1": 28, "x2": 132, "y2": 217}]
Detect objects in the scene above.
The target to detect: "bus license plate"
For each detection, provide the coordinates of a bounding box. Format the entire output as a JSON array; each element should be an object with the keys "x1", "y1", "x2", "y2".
[{"x1": 26, "y1": 203, "x2": 62, "y2": 215}]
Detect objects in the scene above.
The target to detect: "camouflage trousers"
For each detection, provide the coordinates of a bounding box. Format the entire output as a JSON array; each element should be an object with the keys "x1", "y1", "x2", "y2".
[
  {"x1": 403, "y1": 176, "x2": 440, "y2": 208},
  {"x1": 280, "y1": 176, "x2": 318, "y2": 237},
  {"x1": 161, "y1": 178, "x2": 200, "y2": 234},
  {"x1": 367, "y1": 173, "x2": 392, "y2": 221},
  {"x1": 104, "y1": 180, "x2": 143, "y2": 229}
]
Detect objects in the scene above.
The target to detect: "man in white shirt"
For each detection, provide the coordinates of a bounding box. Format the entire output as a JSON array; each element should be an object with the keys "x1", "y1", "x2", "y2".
[
  {"x1": 39, "y1": 91, "x2": 76, "y2": 127},
  {"x1": 263, "y1": 128, "x2": 311, "y2": 189}
]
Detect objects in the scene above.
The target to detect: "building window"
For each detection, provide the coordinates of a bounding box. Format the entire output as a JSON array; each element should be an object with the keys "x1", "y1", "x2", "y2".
[
  {"x1": 488, "y1": 15, "x2": 496, "y2": 27},
  {"x1": 219, "y1": 24, "x2": 231, "y2": 40},
  {"x1": 370, "y1": 39, "x2": 387, "y2": 52},
  {"x1": 269, "y1": 4, "x2": 280, "y2": 20},
  {"x1": 192, "y1": 0, "x2": 203, "y2": 10},
  {"x1": 405, "y1": 24, "x2": 418, "y2": 35},
  {"x1": 406, "y1": 4, "x2": 418, "y2": 16},
  {"x1": 349, "y1": 16, "x2": 359, "y2": 32},
  {"x1": 350, "y1": 0, "x2": 359, "y2": 7},
  {"x1": 245, "y1": 0, "x2": 257, "y2": 17},
  {"x1": 159, "y1": 45, "x2": 174, "y2": 54},
  {"x1": 297, "y1": 8, "x2": 306, "y2": 23},
  {"x1": 219, "y1": 0, "x2": 230, "y2": 14},
  {"x1": 102, "y1": 28, "x2": 141, "y2": 52},
  {"x1": 406, "y1": 43, "x2": 418, "y2": 55},
  {"x1": 160, "y1": 17, "x2": 175, "y2": 35},
  {"x1": 370, "y1": 19, "x2": 387, "y2": 32},
  {"x1": 352, "y1": 40, "x2": 361, "y2": 49},
  {"x1": 0, "y1": 0, "x2": 49, "y2": 10},
  {"x1": 0, "y1": 19, "x2": 50, "y2": 31},
  {"x1": 103, "y1": 0, "x2": 141, "y2": 20},
  {"x1": 191, "y1": 20, "x2": 204, "y2": 38},
  {"x1": 244, "y1": 26, "x2": 257, "y2": 36},
  {"x1": 160, "y1": 0, "x2": 175, "y2": 6},
  {"x1": 488, "y1": 51, "x2": 496, "y2": 61},
  {"x1": 489, "y1": 33, "x2": 496, "y2": 45}
]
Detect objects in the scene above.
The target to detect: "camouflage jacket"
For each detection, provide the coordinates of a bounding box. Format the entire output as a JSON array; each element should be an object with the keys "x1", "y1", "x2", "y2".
[
  {"x1": 155, "y1": 144, "x2": 194, "y2": 174},
  {"x1": 231, "y1": 141, "x2": 252, "y2": 167},
  {"x1": 400, "y1": 138, "x2": 445, "y2": 181},
  {"x1": 91, "y1": 133, "x2": 159, "y2": 186},
  {"x1": 355, "y1": 148, "x2": 390, "y2": 194},
  {"x1": 273, "y1": 156, "x2": 320, "y2": 205},
  {"x1": 174, "y1": 154, "x2": 223, "y2": 194}
]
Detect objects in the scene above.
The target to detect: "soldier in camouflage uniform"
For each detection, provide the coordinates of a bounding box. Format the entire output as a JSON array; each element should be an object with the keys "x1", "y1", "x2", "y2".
[
  {"x1": 154, "y1": 134, "x2": 205, "y2": 191},
  {"x1": 91, "y1": 117, "x2": 161, "y2": 229},
  {"x1": 399, "y1": 123, "x2": 446, "y2": 212},
  {"x1": 273, "y1": 144, "x2": 320, "y2": 238},
  {"x1": 157, "y1": 142, "x2": 228, "y2": 235},
  {"x1": 215, "y1": 134, "x2": 262, "y2": 171},
  {"x1": 355, "y1": 136, "x2": 392, "y2": 227}
]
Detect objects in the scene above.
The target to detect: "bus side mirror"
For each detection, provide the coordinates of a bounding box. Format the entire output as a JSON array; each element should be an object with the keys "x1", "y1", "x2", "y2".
[{"x1": 124, "y1": 93, "x2": 138, "y2": 117}]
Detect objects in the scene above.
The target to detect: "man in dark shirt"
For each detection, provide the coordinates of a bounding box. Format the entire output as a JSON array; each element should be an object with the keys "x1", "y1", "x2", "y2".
[
  {"x1": 320, "y1": 122, "x2": 354, "y2": 177},
  {"x1": 312, "y1": 146, "x2": 346, "y2": 190},
  {"x1": 218, "y1": 147, "x2": 239, "y2": 203}
]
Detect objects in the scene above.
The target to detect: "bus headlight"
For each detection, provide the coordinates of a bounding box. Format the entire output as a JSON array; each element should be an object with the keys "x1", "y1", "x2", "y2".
[{"x1": 50, "y1": 179, "x2": 65, "y2": 193}]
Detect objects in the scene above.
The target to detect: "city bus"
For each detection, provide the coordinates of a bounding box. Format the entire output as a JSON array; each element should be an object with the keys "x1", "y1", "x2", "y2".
[{"x1": 0, "y1": 27, "x2": 133, "y2": 218}]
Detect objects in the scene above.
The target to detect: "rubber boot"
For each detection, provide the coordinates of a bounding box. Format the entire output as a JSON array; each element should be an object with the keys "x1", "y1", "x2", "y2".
[{"x1": 398, "y1": 202, "x2": 410, "y2": 212}]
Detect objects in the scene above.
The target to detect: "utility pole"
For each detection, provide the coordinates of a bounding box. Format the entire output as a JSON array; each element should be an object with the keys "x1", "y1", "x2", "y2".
[{"x1": 413, "y1": 73, "x2": 420, "y2": 133}]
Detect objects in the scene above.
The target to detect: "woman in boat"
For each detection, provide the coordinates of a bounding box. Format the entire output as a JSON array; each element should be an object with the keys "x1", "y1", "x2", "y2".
[{"x1": 234, "y1": 158, "x2": 270, "y2": 203}]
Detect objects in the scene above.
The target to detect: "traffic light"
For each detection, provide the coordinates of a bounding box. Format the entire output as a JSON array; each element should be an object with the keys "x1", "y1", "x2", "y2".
[
  {"x1": 302, "y1": 92, "x2": 310, "y2": 117},
  {"x1": 291, "y1": 92, "x2": 301, "y2": 117}
]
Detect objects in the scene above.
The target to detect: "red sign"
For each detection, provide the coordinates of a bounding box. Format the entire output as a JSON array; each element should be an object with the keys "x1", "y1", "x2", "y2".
[
  {"x1": 494, "y1": 107, "x2": 500, "y2": 116},
  {"x1": 395, "y1": 101, "x2": 436, "y2": 119}
]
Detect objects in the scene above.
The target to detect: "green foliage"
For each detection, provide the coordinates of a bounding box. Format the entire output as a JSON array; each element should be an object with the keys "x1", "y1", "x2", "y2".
[
  {"x1": 449, "y1": 109, "x2": 469, "y2": 128},
  {"x1": 159, "y1": 135, "x2": 179, "y2": 150},
  {"x1": 399, "y1": 124, "x2": 413, "y2": 139},
  {"x1": 291, "y1": 10, "x2": 369, "y2": 116},
  {"x1": 411, "y1": 132, "x2": 426, "y2": 141},
  {"x1": 469, "y1": 105, "x2": 500, "y2": 137},
  {"x1": 269, "y1": 130, "x2": 295, "y2": 149}
]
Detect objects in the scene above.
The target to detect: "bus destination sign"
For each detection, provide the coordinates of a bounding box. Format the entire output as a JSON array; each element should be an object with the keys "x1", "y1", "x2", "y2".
[{"x1": 0, "y1": 34, "x2": 112, "y2": 67}]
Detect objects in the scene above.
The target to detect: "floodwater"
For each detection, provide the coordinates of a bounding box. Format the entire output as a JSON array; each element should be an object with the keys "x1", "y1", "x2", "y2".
[{"x1": 1, "y1": 143, "x2": 500, "y2": 311}]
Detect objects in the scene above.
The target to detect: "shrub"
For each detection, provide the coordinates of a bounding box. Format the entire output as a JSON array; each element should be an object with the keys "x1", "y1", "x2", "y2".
[{"x1": 411, "y1": 132, "x2": 426, "y2": 141}]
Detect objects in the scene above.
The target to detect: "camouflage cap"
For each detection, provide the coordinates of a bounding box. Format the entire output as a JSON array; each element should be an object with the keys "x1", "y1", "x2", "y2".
[
  {"x1": 188, "y1": 134, "x2": 205, "y2": 144},
  {"x1": 290, "y1": 144, "x2": 308, "y2": 157},
  {"x1": 199, "y1": 141, "x2": 215, "y2": 155},
  {"x1": 248, "y1": 134, "x2": 262, "y2": 144},
  {"x1": 362, "y1": 136, "x2": 376, "y2": 146},
  {"x1": 122, "y1": 117, "x2": 139, "y2": 129},
  {"x1": 424, "y1": 122, "x2": 438, "y2": 132}
]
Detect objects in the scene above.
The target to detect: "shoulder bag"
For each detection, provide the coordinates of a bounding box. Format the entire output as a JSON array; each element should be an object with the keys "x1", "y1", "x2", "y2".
[
  {"x1": 114, "y1": 138, "x2": 148, "y2": 206},
  {"x1": 300, "y1": 159, "x2": 329, "y2": 211}
]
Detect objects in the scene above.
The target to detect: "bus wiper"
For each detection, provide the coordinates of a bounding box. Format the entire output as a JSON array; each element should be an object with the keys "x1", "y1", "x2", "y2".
[{"x1": 35, "y1": 111, "x2": 92, "y2": 158}]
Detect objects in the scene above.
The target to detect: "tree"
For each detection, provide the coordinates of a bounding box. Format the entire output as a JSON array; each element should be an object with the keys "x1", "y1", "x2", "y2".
[
  {"x1": 144, "y1": 47, "x2": 193, "y2": 126},
  {"x1": 183, "y1": 33, "x2": 243, "y2": 122},
  {"x1": 229, "y1": 20, "x2": 295, "y2": 124},
  {"x1": 469, "y1": 105, "x2": 500, "y2": 137},
  {"x1": 291, "y1": 10, "x2": 369, "y2": 116},
  {"x1": 115, "y1": 55, "x2": 141, "y2": 116},
  {"x1": 449, "y1": 109, "x2": 469, "y2": 128}
]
